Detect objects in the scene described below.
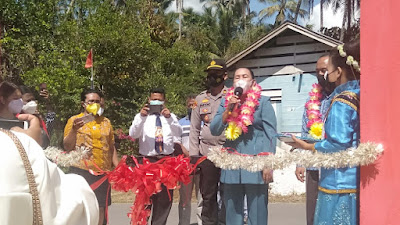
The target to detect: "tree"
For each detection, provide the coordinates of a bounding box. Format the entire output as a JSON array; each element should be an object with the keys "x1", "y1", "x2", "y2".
[
  {"x1": 293, "y1": 0, "x2": 309, "y2": 23},
  {"x1": 321, "y1": 0, "x2": 359, "y2": 41},
  {"x1": 176, "y1": 0, "x2": 183, "y2": 39},
  {"x1": 259, "y1": 0, "x2": 307, "y2": 26}
]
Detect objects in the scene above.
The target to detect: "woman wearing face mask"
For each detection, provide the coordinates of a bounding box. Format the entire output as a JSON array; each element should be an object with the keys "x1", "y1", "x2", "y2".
[
  {"x1": 63, "y1": 89, "x2": 119, "y2": 225},
  {"x1": 210, "y1": 68, "x2": 277, "y2": 225},
  {"x1": 290, "y1": 39, "x2": 361, "y2": 225},
  {"x1": 19, "y1": 85, "x2": 51, "y2": 148},
  {"x1": 0, "y1": 81, "x2": 42, "y2": 145}
]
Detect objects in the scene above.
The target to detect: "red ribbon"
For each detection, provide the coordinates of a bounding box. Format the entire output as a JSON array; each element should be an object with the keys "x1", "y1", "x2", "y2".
[{"x1": 85, "y1": 155, "x2": 206, "y2": 225}]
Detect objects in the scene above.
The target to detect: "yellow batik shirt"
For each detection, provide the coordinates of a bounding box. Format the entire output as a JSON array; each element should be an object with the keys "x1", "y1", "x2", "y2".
[{"x1": 64, "y1": 113, "x2": 115, "y2": 171}]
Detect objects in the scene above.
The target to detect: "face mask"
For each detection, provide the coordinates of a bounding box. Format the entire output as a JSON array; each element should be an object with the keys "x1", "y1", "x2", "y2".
[
  {"x1": 97, "y1": 107, "x2": 104, "y2": 116},
  {"x1": 187, "y1": 108, "x2": 192, "y2": 120},
  {"x1": 86, "y1": 103, "x2": 100, "y2": 115},
  {"x1": 149, "y1": 100, "x2": 164, "y2": 106},
  {"x1": 22, "y1": 101, "x2": 38, "y2": 114},
  {"x1": 207, "y1": 75, "x2": 224, "y2": 87},
  {"x1": 8, "y1": 99, "x2": 24, "y2": 114},
  {"x1": 317, "y1": 75, "x2": 335, "y2": 95},
  {"x1": 234, "y1": 79, "x2": 252, "y2": 93},
  {"x1": 323, "y1": 71, "x2": 339, "y2": 93}
]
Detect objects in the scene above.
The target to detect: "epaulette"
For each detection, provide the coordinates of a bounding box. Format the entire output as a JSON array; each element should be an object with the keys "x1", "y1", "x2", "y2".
[{"x1": 331, "y1": 91, "x2": 360, "y2": 112}]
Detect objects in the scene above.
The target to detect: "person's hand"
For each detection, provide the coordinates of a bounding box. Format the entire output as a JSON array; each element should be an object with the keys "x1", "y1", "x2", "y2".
[
  {"x1": 12, "y1": 114, "x2": 42, "y2": 146},
  {"x1": 140, "y1": 104, "x2": 150, "y2": 117},
  {"x1": 262, "y1": 168, "x2": 273, "y2": 183},
  {"x1": 295, "y1": 167, "x2": 306, "y2": 182},
  {"x1": 72, "y1": 117, "x2": 85, "y2": 131},
  {"x1": 222, "y1": 95, "x2": 240, "y2": 124},
  {"x1": 161, "y1": 107, "x2": 171, "y2": 118},
  {"x1": 225, "y1": 95, "x2": 240, "y2": 112},
  {"x1": 40, "y1": 89, "x2": 49, "y2": 100},
  {"x1": 288, "y1": 135, "x2": 314, "y2": 151}
]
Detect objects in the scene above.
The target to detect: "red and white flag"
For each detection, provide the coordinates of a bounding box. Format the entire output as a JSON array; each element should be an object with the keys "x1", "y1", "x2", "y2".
[{"x1": 85, "y1": 49, "x2": 93, "y2": 68}]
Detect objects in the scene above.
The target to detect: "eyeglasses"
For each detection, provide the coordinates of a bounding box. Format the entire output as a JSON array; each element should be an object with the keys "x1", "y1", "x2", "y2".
[{"x1": 324, "y1": 69, "x2": 337, "y2": 80}]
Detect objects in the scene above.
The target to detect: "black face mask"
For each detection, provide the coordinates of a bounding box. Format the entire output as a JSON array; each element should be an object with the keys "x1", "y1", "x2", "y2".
[
  {"x1": 207, "y1": 75, "x2": 224, "y2": 87},
  {"x1": 317, "y1": 75, "x2": 336, "y2": 95},
  {"x1": 187, "y1": 108, "x2": 192, "y2": 120}
]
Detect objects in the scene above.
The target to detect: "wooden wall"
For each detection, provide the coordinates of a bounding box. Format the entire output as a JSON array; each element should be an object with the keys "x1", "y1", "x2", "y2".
[{"x1": 257, "y1": 73, "x2": 316, "y2": 133}]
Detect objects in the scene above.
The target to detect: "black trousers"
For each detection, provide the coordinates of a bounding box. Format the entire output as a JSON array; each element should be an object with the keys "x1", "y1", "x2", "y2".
[
  {"x1": 306, "y1": 170, "x2": 319, "y2": 225},
  {"x1": 138, "y1": 156, "x2": 174, "y2": 225},
  {"x1": 197, "y1": 159, "x2": 226, "y2": 225}
]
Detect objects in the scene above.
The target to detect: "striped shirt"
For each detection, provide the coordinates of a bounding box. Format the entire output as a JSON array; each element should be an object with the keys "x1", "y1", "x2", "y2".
[{"x1": 178, "y1": 116, "x2": 191, "y2": 150}]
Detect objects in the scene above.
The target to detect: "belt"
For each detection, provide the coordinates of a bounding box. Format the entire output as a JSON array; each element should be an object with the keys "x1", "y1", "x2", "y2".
[{"x1": 318, "y1": 186, "x2": 358, "y2": 194}]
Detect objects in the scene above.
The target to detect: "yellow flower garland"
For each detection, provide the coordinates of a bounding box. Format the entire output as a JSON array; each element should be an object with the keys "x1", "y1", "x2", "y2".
[{"x1": 225, "y1": 122, "x2": 242, "y2": 140}]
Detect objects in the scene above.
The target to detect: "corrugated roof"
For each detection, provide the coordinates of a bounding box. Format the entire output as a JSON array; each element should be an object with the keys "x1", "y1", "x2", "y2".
[{"x1": 227, "y1": 21, "x2": 342, "y2": 68}]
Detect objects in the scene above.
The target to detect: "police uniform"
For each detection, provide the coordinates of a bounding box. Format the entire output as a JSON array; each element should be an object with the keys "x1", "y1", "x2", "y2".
[
  {"x1": 189, "y1": 86, "x2": 227, "y2": 225},
  {"x1": 189, "y1": 88, "x2": 227, "y2": 156},
  {"x1": 189, "y1": 60, "x2": 228, "y2": 225}
]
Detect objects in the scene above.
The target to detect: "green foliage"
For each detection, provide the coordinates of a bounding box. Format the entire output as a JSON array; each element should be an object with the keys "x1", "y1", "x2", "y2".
[
  {"x1": 224, "y1": 25, "x2": 273, "y2": 59},
  {"x1": 0, "y1": 0, "x2": 207, "y2": 155}
]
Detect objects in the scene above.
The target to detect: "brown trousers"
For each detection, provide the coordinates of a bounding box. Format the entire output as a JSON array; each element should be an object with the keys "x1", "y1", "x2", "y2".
[{"x1": 306, "y1": 170, "x2": 319, "y2": 225}]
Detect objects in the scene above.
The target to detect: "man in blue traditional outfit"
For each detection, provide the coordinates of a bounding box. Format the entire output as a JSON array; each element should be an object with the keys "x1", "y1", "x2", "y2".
[
  {"x1": 291, "y1": 39, "x2": 360, "y2": 225},
  {"x1": 210, "y1": 67, "x2": 277, "y2": 225},
  {"x1": 295, "y1": 53, "x2": 336, "y2": 225}
]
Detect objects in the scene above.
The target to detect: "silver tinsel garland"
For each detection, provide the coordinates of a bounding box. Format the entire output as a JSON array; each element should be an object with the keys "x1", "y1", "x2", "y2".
[
  {"x1": 207, "y1": 142, "x2": 384, "y2": 172},
  {"x1": 44, "y1": 146, "x2": 90, "y2": 167}
]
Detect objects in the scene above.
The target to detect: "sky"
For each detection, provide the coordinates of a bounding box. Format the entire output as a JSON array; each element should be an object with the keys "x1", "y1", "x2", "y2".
[{"x1": 167, "y1": 0, "x2": 359, "y2": 32}]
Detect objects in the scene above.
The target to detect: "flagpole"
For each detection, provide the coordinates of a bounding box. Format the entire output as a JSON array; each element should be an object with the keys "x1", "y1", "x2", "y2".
[
  {"x1": 90, "y1": 48, "x2": 94, "y2": 89},
  {"x1": 91, "y1": 66, "x2": 94, "y2": 89}
]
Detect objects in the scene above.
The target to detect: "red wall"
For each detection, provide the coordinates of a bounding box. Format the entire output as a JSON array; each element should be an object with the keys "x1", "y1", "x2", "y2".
[{"x1": 360, "y1": 1, "x2": 400, "y2": 224}]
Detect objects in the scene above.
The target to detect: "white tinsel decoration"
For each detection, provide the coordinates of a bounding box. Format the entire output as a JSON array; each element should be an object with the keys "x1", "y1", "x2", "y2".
[
  {"x1": 44, "y1": 146, "x2": 91, "y2": 167},
  {"x1": 207, "y1": 142, "x2": 384, "y2": 172}
]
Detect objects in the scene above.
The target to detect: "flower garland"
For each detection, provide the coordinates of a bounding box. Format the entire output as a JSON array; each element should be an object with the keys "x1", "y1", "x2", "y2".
[
  {"x1": 338, "y1": 45, "x2": 360, "y2": 73},
  {"x1": 224, "y1": 83, "x2": 262, "y2": 140},
  {"x1": 207, "y1": 143, "x2": 384, "y2": 172},
  {"x1": 305, "y1": 83, "x2": 324, "y2": 139},
  {"x1": 44, "y1": 146, "x2": 91, "y2": 167}
]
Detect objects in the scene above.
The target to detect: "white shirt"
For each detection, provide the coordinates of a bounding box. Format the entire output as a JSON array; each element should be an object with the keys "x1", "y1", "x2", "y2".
[
  {"x1": 0, "y1": 131, "x2": 99, "y2": 225},
  {"x1": 129, "y1": 113, "x2": 182, "y2": 156}
]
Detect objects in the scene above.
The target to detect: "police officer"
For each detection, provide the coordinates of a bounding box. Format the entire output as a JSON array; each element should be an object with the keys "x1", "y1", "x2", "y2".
[{"x1": 189, "y1": 59, "x2": 228, "y2": 225}]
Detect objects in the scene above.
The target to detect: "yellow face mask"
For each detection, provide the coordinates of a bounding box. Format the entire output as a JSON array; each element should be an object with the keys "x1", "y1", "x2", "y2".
[{"x1": 86, "y1": 103, "x2": 100, "y2": 115}]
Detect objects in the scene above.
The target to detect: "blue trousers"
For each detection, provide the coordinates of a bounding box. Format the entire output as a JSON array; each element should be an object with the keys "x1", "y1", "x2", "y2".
[
  {"x1": 224, "y1": 184, "x2": 269, "y2": 225},
  {"x1": 314, "y1": 192, "x2": 358, "y2": 225}
]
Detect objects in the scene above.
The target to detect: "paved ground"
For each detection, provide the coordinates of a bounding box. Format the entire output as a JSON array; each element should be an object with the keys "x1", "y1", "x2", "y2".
[{"x1": 108, "y1": 203, "x2": 306, "y2": 225}]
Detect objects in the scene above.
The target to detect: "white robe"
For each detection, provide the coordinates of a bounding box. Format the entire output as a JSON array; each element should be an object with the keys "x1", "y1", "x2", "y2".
[{"x1": 0, "y1": 131, "x2": 99, "y2": 225}]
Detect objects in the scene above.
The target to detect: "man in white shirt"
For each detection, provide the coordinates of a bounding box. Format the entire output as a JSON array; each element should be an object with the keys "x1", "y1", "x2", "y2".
[{"x1": 129, "y1": 88, "x2": 182, "y2": 225}]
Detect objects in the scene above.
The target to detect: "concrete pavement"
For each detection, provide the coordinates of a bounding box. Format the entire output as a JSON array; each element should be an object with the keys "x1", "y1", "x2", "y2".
[{"x1": 108, "y1": 203, "x2": 306, "y2": 225}]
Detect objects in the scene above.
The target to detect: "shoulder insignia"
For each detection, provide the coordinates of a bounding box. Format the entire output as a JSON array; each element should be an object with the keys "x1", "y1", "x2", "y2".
[
  {"x1": 193, "y1": 101, "x2": 197, "y2": 108},
  {"x1": 331, "y1": 91, "x2": 360, "y2": 113}
]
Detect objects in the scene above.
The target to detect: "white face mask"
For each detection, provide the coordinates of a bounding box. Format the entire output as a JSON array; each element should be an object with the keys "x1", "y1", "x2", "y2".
[
  {"x1": 234, "y1": 79, "x2": 252, "y2": 93},
  {"x1": 22, "y1": 101, "x2": 38, "y2": 114},
  {"x1": 97, "y1": 107, "x2": 104, "y2": 116},
  {"x1": 8, "y1": 98, "x2": 24, "y2": 114},
  {"x1": 149, "y1": 100, "x2": 164, "y2": 106}
]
